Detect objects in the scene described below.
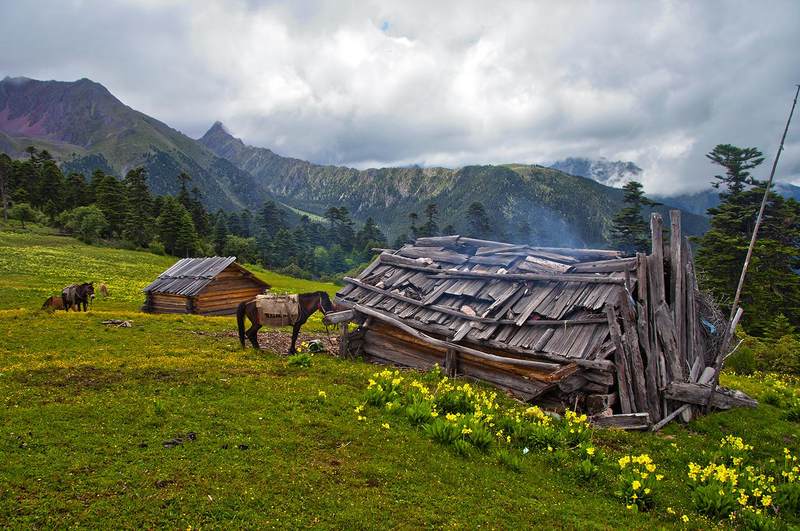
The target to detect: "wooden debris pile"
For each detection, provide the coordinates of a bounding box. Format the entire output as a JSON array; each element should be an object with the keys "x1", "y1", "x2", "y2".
[{"x1": 332, "y1": 211, "x2": 755, "y2": 430}]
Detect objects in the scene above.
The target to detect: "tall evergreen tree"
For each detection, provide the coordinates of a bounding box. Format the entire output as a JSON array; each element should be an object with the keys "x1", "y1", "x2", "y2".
[
  {"x1": 174, "y1": 209, "x2": 199, "y2": 257},
  {"x1": 94, "y1": 172, "x2": 126, "y2": 237},
  {"x1": 418, "y1": 203, "x2": 439, "y2": 238},
  {"x1": 122, "y1": 168, "x2": 154, "y2": 247},
  {"x1": 695, "y1": 144, "x2": 800, "y2": 333},
  {"x1": 609, "y1": 181, "x2": 660, "y2": 253},
  {"x1": 63, "y1": 172, "x2": 90, "y2": 209},
  {"x1": 188, "y1": 187, "x2": 210, "y2": 237},
  {"x1": 707, "y1": 144, "x2": 765, "y2": 196},
  {"x1": 213, "y1": 213, "x2": 229, "y2": 255},
  {"x1": 466, "y1": 202, "x2": 491, "y2": 239},
  {"x1": 0, "y1": 153, "x2": 11, "y2": 221},
  {"x1": 37, "y1": 160, "x2": 65, "y2": 219}
]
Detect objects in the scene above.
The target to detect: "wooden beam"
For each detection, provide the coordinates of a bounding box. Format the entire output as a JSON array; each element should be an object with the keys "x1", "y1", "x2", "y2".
[
  {"x1": 592, "y1": 413, "x2": 650, "y2": 430},
  {"x1": 665, "y1": 382, "x2": 758, "y2": 409},
  {"x1": 606, "y1": 305, "x2": 634, "y2": 414},
  {"x1": 670, "y1": 210, "x2": 686, "y2": 374},
  {"x1": 377, "y1": 253, "x2": 624, "y2": 284},
  {"x1": 323, "y1": 310, "x2": 355, "y2": 325}
]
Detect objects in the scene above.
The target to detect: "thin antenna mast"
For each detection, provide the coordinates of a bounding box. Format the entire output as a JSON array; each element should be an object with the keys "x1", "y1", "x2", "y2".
[{"x1": 728, "y1": 84, "x2": 800, "y2": 321}]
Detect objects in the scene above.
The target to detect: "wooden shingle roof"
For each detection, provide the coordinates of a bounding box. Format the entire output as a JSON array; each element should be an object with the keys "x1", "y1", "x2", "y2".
[
  {"x1": 337, "y1": 236, "x2": 634, "y2": 361},
  {"x1": 143, "y1": 256, "x2": 267, "y2": 296}
]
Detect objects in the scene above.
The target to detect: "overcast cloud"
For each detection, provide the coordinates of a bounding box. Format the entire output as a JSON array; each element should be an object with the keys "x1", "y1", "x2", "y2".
[{"x1": 1, "y1": 0, "x2": 799, "y2": 194}]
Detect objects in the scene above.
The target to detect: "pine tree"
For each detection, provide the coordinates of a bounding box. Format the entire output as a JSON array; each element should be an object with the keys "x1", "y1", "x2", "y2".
[
  {"x1": 63, "y1": 172, "x2": 90, "y2": 209},
  {"x1": 37, "y1": 160, "x2": 65, "y2": 219},
  {"x1": 466, "y1": 202, "x2": 491, "y2": 239},
  {"x1": 122, "y1": 168, "x2": 154, "y2": 247},
  {"x1": 0, "y1": 153, "x2": 11, "y2": 221},
  {"x1": 695, "y1": 144, "x2": 800, "y2": 334},
  {"x1": 418, "y1": 203, "x2": 439, "y2": 238},
  {"x1": 174, "y1": 209, "x2": 198, "y2": 257},
  {"x1": 213, "y1": 213, "x2": 228, "y2": 255},
  {"x1": 189, "y1": 187, "x2": 210, "y2": 237},
  {"x1": 94, "y1": 172, "x2": 127, "y2": 237},
  {"x1": 609, "y1": 181, "x2": 660, "y2": 253},
  {"x1": 707, "y1": 144, "x2": 764, "y2": 196},
  {"x1": 156, "y1": 196, "x2": 184, "y2": 254}
]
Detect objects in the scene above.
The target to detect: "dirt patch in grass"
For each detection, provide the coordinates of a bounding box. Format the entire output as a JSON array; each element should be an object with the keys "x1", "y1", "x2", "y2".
[{"x1": 196, "y1": 328, "x2": 340, "y2": 355}]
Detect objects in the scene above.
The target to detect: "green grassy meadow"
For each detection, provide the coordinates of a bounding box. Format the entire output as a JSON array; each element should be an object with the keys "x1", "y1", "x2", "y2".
[{"x1": 1, "y1": 227, "x2": 799, "y2": 528}]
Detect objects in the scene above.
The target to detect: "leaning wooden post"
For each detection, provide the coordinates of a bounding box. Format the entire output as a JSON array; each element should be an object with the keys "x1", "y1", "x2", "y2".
[
  {"x1": 445, "y1": 348, "x2": 459, "y2": 377},
  {"x1": 669, "y1": 210, "x2": 686, "y2": 379}
]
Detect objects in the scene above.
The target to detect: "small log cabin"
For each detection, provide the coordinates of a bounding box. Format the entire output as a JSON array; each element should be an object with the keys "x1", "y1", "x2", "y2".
[
  {"x1": 142, "y1": 256, "x2": 269, "y2": 315},
  {"x1": 333, "y1": 211, "x2": 755, "y2": 430}
]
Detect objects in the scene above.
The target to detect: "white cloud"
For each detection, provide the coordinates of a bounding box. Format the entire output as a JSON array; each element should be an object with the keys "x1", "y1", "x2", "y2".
[{"x1": 1, "y1": 0, "x2": 798, "y2": 193}]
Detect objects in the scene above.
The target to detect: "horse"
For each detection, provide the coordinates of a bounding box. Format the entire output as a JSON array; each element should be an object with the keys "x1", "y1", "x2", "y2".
[
  {"x1": 41, "y1": 295, "x2": 67, "y2": 312},
  {"x1": 237, "y1": 291, "x2": 335, "y2": 354},
  {"x1": 98, "y1": 283, "x2": 109, "y2": 297},
  {"x1": 62, "y1": 282, "x2": 95, "y2": 312}
]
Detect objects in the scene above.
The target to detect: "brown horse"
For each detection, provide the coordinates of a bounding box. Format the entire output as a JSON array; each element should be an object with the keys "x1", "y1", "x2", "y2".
[
  {"x1": 41, "y1": 295, "x2": 67, "y2": 312},
  {"x1": 237, "y1": 291, "x2": 335, "y2": 354}
]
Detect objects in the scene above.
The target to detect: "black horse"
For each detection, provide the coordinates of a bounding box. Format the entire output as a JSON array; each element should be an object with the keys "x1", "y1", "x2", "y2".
[
  {"x1": 62, "y1": 282, "x2": 95, "y2": 312},
  {"x1": 237, "y1": 291, "x2": 335, "y2": 354}
]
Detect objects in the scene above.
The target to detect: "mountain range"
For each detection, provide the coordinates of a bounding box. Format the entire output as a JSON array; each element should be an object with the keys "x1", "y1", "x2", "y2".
[
  {"x1": 550, "y1": 156, "x2": 800, "y2": 217},
  {"x1": 1, "y1": 75, "x2": 709, "y2": 244}
]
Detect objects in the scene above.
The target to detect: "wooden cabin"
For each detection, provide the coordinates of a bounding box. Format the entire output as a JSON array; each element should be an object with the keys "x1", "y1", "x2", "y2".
[
  {"x1": 332, "y1": 211, "x2": 755, "y2": 430},
  {"x1": 142, "y1": 256, "x2": 269, "y2": 315}
]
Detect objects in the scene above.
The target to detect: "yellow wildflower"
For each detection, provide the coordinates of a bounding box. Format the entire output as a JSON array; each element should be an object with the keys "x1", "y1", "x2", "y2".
[
  {"x1": 381, "y1": 423, "x2": 390, "y2": 430},
  {"x1": 632, "y1": 480, "x2": 641, "y2": 491},
  {"x1": 318, "y1": 390, "x2": 327, "y2": 399},
  {"x1": 682, "y1": 515, "x2": 689, "y2": 523}
]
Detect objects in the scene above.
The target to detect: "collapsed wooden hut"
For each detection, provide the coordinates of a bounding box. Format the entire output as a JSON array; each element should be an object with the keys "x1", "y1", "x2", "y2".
[
  {"x1": 332, "y1": 211, "x2": 755, "y2": 430},
  {"x1": 142, "y1": 256, "x2": 269, "y2": 315}
]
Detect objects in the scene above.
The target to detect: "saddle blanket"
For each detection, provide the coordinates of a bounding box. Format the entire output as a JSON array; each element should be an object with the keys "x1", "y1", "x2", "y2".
[{"x1": 255, "y1": 294, "x2": 300, "y2": 326}]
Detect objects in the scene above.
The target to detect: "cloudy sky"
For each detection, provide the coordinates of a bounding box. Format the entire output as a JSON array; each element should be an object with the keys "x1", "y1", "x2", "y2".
[{"x1": 1, "y1": 0, "x2": 799, "y2": 194}]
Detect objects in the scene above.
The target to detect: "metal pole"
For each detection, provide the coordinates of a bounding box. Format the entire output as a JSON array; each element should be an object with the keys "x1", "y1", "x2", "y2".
[{"x1": 728, "y1": 84, "x2": 800, "y2": 321}]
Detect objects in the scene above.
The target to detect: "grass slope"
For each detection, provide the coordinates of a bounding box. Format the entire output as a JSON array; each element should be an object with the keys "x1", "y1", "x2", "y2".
[{"x1": 1, "y1": 229, "x2": 798, "y2": 528}]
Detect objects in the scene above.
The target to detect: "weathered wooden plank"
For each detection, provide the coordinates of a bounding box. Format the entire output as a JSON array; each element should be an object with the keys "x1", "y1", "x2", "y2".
[
  {"x1": 665, "y1": 382, "x2": 758, "y2": 409},
  {"x1": 606, "y1": 305, "x2": 634, "y2": 414},
  {"x1": 354, "y1": 304, "x2": 563, "y2": 371},
  {"x1": 591, "y1": 413, "x2": 650, "y2": 430},
  {"x1": 323, "y1": 310, "x2": 355, "y2": 325},
  {"x1": 618, "y1": 292, "x2": 650, "y2": 416},
  {"x1": 670, "y1": 210, "x2": 687, "y2": 375}
]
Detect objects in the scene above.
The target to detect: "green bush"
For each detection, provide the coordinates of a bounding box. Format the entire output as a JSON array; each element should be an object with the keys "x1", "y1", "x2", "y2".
[
  {"x1": 58, "y1": 205, "x2": 109, "y2": 244},
  {"x1": 496, "y1": 448, "x2": 523, "y2": 473},
  {"x1": 404, "y1": 399, "x2": 434, "y2": 425},
  {"x1": 287, "y1": 353, "x2": 312, "y2": 368},
  {"x1": 424, "y1": 418, "x2": 460, "y2": 445}
]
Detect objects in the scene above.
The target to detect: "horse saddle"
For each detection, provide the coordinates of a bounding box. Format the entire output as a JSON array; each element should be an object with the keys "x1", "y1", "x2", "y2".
[
  {"x1": 255, "y1": 294, "x2": 300, "y2": 326},
  {"x1": 62, "y1": 285, "x2": 78, "y2": 302}
]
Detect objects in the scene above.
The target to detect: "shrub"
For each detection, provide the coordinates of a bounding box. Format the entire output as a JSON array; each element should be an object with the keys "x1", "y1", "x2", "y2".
[
  {"x1": 496, "y1": 448, "x2": 523, "y2": 473},
  {"x1": 452, "y1": 439, "x2": 471, "y2": 457},
  {"x1": 365, "y1": 369, "x2": 404, "y2": 407},
  {"x1": 287, "y1": 353, "x2": 312, "y2": 368},
  {"x1": 148, "y1": 239, "x2": 166, "y2": 255},
  {"x1": 405, "y1": 398, "x2": 434, "y2": 425},
  {"x1": 784, "y1": 398, "x2": 800, "y2": 422},
  {"x1": 424, "y1": 418, "x2": 460, "y2": 445},
  {"x1": 465, "y1": 421, "x2": 494, "y2": 451},
  {"x1": 58, "y1": 205, "x2": 108, "y2": 243},
  {"x1": 617, "y1": 454, "x2": 660, "y2": 512}
]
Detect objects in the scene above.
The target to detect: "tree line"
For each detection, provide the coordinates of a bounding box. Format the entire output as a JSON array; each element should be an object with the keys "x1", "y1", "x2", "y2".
[
  {"x1": 608, "y1": 144, "x2": 800, "y2": 352},
  {"x1": 0, "y1": 147, "x2": 386, "y2": 280}
]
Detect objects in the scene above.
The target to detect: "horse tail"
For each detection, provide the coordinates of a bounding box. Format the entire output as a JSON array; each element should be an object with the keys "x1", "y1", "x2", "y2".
[{"x1": 237, "y1": 301, "x2": 247, "y2": 349}]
